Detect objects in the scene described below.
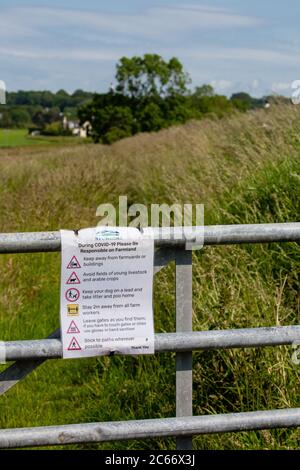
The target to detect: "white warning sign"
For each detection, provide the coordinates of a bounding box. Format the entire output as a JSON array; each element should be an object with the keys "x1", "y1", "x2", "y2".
[
  {"x1": 67, "y1": 271, "x2": 81, "y2": 285},
  {"x1": 67, "y1": 320, "x2": 80, "y2": 334},
  {"x1": 60, "y1": 227, "x2": 154, "y2": 359},
  {"x1": 67, "y1": 256, "x2": 81, "y2": 269}
]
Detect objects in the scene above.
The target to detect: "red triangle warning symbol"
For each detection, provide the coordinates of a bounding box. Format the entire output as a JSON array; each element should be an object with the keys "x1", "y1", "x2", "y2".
[
  {"x1": 67, "y1": 256, "x2": 81, "y2": 269},
  {"x1": 67, "y1": 336, "x2": 81, "y2": 351},
  {"x1": 66, "y1": 271, "x2": 81, "y2": 285},
  {"x1": 67, "y1": 321, "x2": 80, "y2": 334}
]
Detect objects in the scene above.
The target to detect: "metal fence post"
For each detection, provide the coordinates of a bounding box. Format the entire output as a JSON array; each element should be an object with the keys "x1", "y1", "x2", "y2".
[{"x1": 175, "y1": 248, "x2": 193, "y2": 450}]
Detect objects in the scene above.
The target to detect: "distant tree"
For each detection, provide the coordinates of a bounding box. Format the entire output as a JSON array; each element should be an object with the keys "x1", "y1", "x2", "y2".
[
  {"x1": 71, "y1": 89, "x2": 94, "y2": 107},
  {"x1": 137, "y1": 102, "x2": 165, "y2": 132},
  {"x1": 230, "y1": 92, "x2": 263, "y2": 111},
  {"x1": 79, "y1": 55, "x2": 192, "y2": 143},
  {"x1": 63, "y1": 106, "x2": 78, "y2": 120},
  {"x1": 78, "y1": 56, "x2": 273, "y2": 145},
  {"x1": 10, "y1": 108, "x2": 31, "y2": 128},
  {"x1": 40, "y1": 91, "x2": 55, "y2": 108},
  {"x1": 32, "y1": 107, "x2": 61, "y2": 129},
  {"x1": 13, "y1": 90, "x2": 33, "y2": 105},
  {"x1": 0, "y1": 106, "x2": 31, "y2": 128},
  {"x1": 194, "y1": 84, "x2": 215, "y2": 98},
  {"x1": 116, "y1": 54, "x2": 191, "y2": 99},
  {"x1": 163, "y1": 94, "x2": 197, "y2": 124},
  {"x1": 31, "y1": 110, "x2": 45, "y2": 128},
  {"x1": 0, "y1": 109, "x2": 13, "y2": 127},
  {"x1": 91, "y1": 105, "x2": 137, "y2": 144},
  {"x1": 43, "y1": 121, "x2": 72, "y2": 136},
  {"x1": 55, "y1": 89, "x2": 71, "y2": 110},
  {"x1": 190, "y1": 86, "x2": 233, "y2": 118}
]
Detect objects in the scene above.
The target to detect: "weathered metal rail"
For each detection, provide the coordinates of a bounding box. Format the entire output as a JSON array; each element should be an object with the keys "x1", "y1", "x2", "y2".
[
  {"x1": 0, "y1": 223, "x2": 299, "y2": 253},
  {"x1": 3, "y1": 326, "x2": 300, "y2": 361},
  {"x1": 0, "y1": 223, "x2": 299, "y2": 450},
  {"x1": 1, "y1": 408, "x2": 300, "y2": 449}
]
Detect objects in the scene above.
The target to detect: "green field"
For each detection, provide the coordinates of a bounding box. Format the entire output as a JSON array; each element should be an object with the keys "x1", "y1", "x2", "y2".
[
  {"x1": 0, "y1": 105, "x2": 299, "y2": 449},
  {"x1": 0, "y1": 129, "x2": 41, "y2": 147},
  {"x1": 0, "y1": 128, "x2": 92, "y2": 147}
]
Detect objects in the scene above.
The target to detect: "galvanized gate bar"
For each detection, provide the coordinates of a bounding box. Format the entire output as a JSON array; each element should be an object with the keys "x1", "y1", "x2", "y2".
[
  {"x1": 157, "y1": 326, "x2": 300, "y2": 351},
  {"x1": 0, "y1": 329, "x2": 60, "y2": 396},
  {"x1": 3, "y1": 325, "x2": 300, "y2": 361},
  {"x1": 153, "y1": 223, "x2": 300, "y2": 246},
  {"x1": 0, "y1": 231, "x2": 61, "y2": 253},
  {"x1": 0, "y1": 223, "x2": 299, "y2": 253},
  {"x1": 0, "y1": 359, "x2": 46, "y2": 396},
  {"x1": 175, "y1": 249, "x2": 193, "y2": 450},
  {"x1": 1, "y1": 408, "x2": 300, "y2": 448},
  {"x1": 203, "y1": 223, "x2": 300, "y2": 245}
]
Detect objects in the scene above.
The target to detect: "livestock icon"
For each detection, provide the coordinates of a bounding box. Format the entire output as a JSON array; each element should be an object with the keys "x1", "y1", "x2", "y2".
[
  {"x1": 65, "y1": 288, "x2": 80, "y2": 302},
  {"x1": 67, "y1": 271, "x2": 80, "y2": 285}
]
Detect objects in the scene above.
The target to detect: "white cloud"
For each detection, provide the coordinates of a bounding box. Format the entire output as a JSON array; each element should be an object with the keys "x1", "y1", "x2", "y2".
[
  {"x1": 0, "y1": 5, "x2": 286, "y2": 71},
  {"x1": 271, "y1": 81, "x2": 292, "y2": 92},
  {"x1": 0, "y1": 3, "x2": 297, "y2": 95},
  {"x1": 0, "y1": 4, "x2": 262, "y2": 44},
  {"x1": 210, "y1": 79, "x2": 233, "y2": 92},
  {"x1": 0, "y1": 8, "x2": 39, "y2": 38},
  {"x1": 2, "y1": 42, "x2": 296, "y2": 68},
  {"x1": 251, "y1": 79, "x2": 259, "y2": 89},
  {"x1": 181, "y1": 47, "x2": 299, "y2": 66},
  {"x1": 165, "y1": 4, "x2": 262, "y2": 27},
  {"x1": 0, "y1": 46, "x2": 118, "y2": 62}
]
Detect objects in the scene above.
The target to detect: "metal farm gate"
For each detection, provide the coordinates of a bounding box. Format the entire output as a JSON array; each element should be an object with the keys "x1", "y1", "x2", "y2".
[{"x1": 0, "y1": 223, "x2": 300, "y2": 450}]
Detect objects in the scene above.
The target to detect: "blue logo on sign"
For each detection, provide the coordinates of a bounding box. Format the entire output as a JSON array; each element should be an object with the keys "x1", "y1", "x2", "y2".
[{"x1": 96, "y1": 229, "x2": 120, "y2": 240}]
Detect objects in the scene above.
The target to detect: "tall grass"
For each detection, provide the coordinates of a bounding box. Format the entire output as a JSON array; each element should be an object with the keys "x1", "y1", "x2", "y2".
[{"x1": 0, "y1": 104, "x2": 299, "y2": 449}]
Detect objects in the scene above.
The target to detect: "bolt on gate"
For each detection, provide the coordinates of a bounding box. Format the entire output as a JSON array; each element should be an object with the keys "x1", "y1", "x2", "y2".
[{"x1": 0, "y1": 223, "x2": 300, "y2": 450}]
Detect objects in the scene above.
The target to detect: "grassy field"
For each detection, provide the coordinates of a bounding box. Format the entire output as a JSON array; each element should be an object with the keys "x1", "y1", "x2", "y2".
[
  {"x1": 0, "y1": 129, "x2": 40, "y2": 147},
  {"x1": 0, "y1": 104, "x2": 299, "y2": 449},
  {"x1": 0, "y1": 128, "x2": 92, "y2": 147}
]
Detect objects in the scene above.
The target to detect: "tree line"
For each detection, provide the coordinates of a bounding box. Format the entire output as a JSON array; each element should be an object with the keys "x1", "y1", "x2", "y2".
[
  {"x1": 78, "y1": 55, "x2": 271, "y2": 144},
  {"x1": 0, "y1": 89, "x2": 93, "y2": 132},
  {"x1": 0, "y1": 54, "x2": 289, "y2": 143}
]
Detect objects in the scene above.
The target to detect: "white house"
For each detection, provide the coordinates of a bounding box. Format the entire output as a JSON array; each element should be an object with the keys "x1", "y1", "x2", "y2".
[{"x1": 63, "y1": 116, "x2": 92, "y2": 138}]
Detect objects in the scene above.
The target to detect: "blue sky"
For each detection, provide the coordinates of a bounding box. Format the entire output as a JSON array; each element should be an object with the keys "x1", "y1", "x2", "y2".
[{"x1": 0, "y1": 1, "x2": 299, "y2": 96}]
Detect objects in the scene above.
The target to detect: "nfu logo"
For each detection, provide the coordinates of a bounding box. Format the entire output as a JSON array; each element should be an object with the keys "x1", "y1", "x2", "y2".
[
  {"x1": 95, "y1": 228, "x2": 120, "y2": 240},
  {"x1": 0, "y1": 80, "x2": 6, "y2": 105},
  {"x1": 291, "y1": 80, "x2": 300, "y2": 105}
]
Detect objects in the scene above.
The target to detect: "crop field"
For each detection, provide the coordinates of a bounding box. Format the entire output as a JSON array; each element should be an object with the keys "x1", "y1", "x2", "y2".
[{"x1": 0, "y1": 104, "x2": 299, "y2": 449}]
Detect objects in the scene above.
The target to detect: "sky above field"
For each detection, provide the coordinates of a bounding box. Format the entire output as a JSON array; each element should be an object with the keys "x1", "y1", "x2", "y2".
[{"x1": 0, "y1": 0, "x2": 299, "y2": 97}]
